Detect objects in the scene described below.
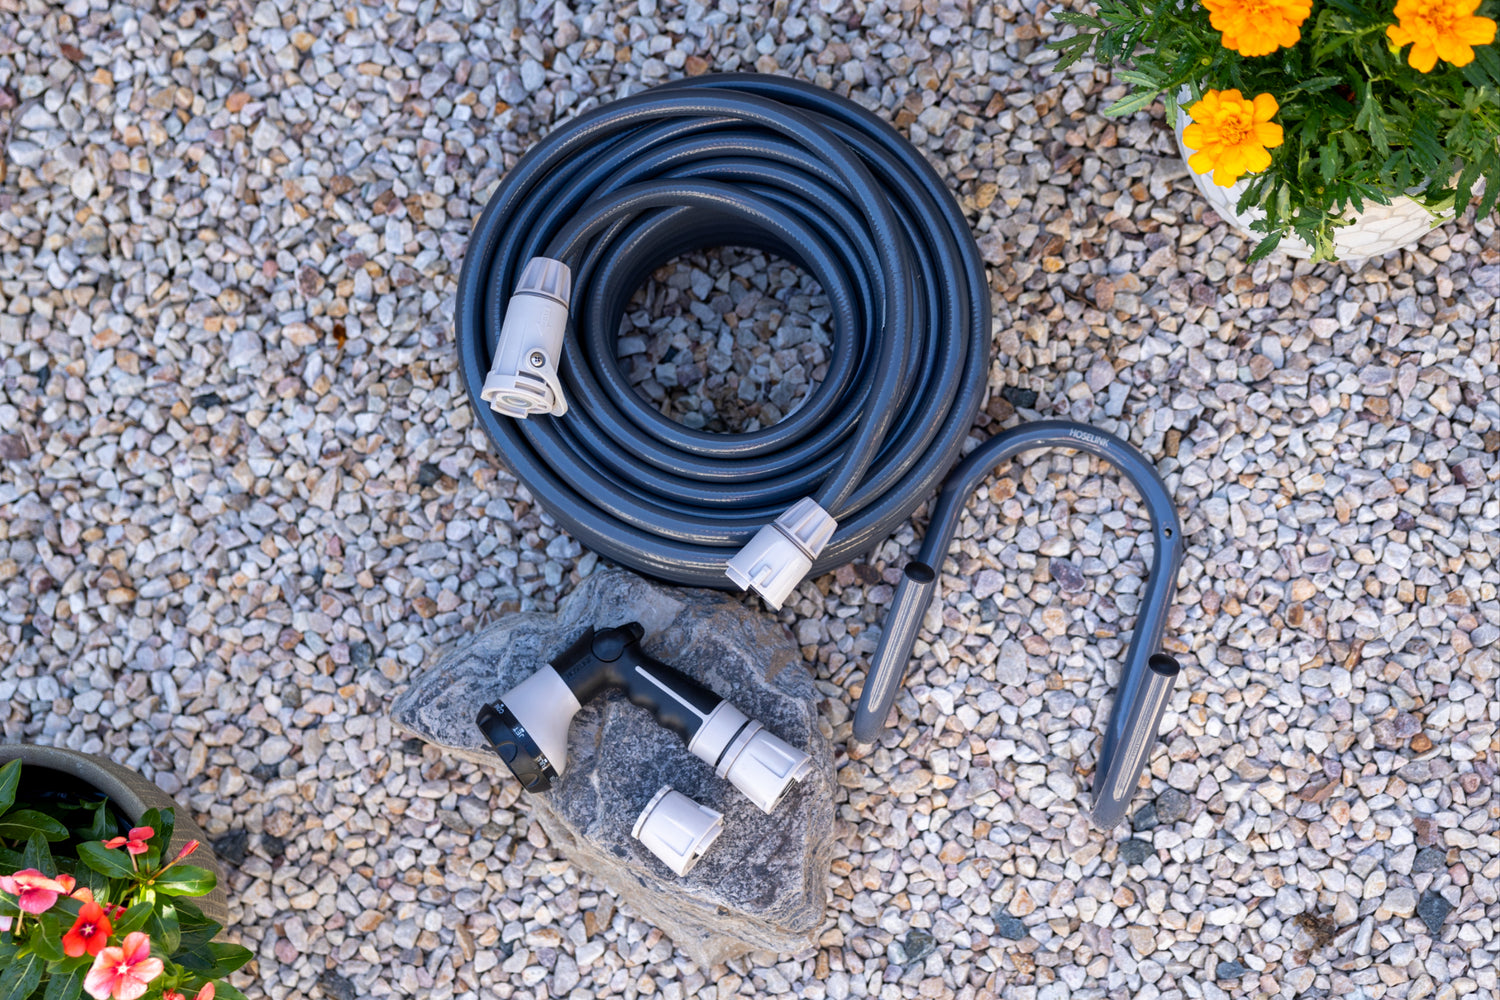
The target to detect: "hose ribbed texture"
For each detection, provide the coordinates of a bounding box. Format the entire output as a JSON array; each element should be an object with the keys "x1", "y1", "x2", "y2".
[{"x1": 456, "y1": 75, "x2": 990, "y2": 587}]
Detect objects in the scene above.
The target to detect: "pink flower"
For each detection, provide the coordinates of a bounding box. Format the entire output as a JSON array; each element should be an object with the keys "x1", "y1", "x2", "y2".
[
  {"x1": 104, "y1": 827, "x2": 155, "y2": 856},
  {"x1": 4, "y1": 869, "x2": 72, "y2": 914},
  {"x1": 162, "y1": 985, "x2": 214, "y2": 1000},
  {"x1": 158, "y1": 840, "x2": 201, "y2": 876},
  {"x1": 84, "y1": 932, "x2": 164, "y2": 1000}
]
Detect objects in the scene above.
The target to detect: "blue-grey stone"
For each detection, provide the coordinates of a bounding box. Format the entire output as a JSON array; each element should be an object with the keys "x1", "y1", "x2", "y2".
[
  {"x1": 1132, "y1": 800, "x2": 1159, "y2": 830},
  {"x1": 1418, "y1": 891, "x2": 1453, "y2": 937},
  {"x1": 1216, "y1": 960, "x2": 1249, "y2": 979},
  {"x1": 996, "y1": 916, "x2": 1027, "y2": 940},
  {"x1": 902, "y1": 928, "x2": 936, "y2": 963},
  {"x1": 1155, "y1": 788, "x2": 1190, "y2": 824},
  {"x1": 1412, "y1": 847, "x2": 1445, "y2": 873},
  {"x1": 390, "y1": 569, "x2": 835, "y2": 967},
  {"x1": 1117, "y1": 838, "x2": 1151, "y2": 866}
]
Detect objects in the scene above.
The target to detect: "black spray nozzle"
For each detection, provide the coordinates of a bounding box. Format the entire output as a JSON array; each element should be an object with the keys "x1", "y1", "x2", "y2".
[
  {"x1": 476, "y1": 622, "x2": 813, "y2": 813},
  {"x1": 852, "y1": 420, "x2": 1186, "y2": 829}
]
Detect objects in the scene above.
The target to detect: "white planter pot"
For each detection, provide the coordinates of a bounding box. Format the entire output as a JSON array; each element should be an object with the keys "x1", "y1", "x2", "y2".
[{"x1": 1172, "y1": 106, "x2": 1453, "y2": 260}]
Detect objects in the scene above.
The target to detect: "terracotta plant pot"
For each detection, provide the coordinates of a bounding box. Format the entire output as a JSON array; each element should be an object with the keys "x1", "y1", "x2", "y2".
[
  {"x1": 0, "y1": 744, "x2": 230, "y2": 928},
  {"x1": 1172, "y1": 95, "x2": 1454, "y2": 261}
]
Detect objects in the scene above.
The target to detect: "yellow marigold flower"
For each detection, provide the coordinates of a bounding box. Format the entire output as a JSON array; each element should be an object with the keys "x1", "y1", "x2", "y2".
[
  {"x1": 1202, "y1": 0, "x2": 1313, "y2": 56},
  {"x1": 1387, "y1": 0, "x2": 1497, "y2": 71},
  {"x1": 1182, "y1": 90, "x2": 1285, "y2": 188}
]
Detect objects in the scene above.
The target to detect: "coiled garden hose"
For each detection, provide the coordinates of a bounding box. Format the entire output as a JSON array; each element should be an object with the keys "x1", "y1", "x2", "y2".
[{"x1": 455, "y1": 75, "x2": 990, "y2": 604}]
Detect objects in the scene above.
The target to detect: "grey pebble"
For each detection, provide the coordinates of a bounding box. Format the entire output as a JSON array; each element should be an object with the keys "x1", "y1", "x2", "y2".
[
  {"x1": 995, "y1": 916, "x2": 1027, "y2": 941},
  {"x1": 1117, "y1": 838, "x2": 1151, "y2": 866},
  {"x1": 902, "y1": 928, "x2": 936, "y2": 964},
  {"x1": 1154, "y1": 788, "x2": 1190, "y2": 824},
  {"x1": 1418, "y1": 891, "x2": 1453, "y2": 936}
]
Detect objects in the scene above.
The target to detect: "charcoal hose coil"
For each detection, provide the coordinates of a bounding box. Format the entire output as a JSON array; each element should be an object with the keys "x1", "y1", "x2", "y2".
[{"x1": 456, "y1": 75, "x2": 991, "y2": 590}]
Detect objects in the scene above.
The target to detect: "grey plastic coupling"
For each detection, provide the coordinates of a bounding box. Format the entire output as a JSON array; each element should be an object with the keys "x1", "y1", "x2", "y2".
[
  {"x1": 724, "y1": 497, "x2": 837, "y2": 610},
  {"x1": 631, "y1": 786, "x2": 724, "y2": 877},
  {"x1": 480, "y1": 257, "x2": 572, "y2": 419}
]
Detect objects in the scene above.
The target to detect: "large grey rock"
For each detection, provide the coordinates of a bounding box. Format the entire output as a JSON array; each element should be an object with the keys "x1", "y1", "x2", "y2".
[{"x1": 390, "y1": 569, "x2": 835, "y2": 967}]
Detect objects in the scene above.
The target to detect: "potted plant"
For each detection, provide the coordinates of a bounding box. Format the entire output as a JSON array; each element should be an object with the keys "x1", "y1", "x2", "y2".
[
  {"x1": 0, "y1": 753, "x2": 252, "y2": 1000},
  {"x1": 1051, "y1": 0, "x2": 1500, "y2": 260}
]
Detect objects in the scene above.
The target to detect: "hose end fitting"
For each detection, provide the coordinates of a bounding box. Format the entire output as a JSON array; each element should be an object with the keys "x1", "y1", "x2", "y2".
[
  {"x1": 724, "y1": 498, "x2": 836, "y2": 609},
  {"x1": 717, "y1": 722, "x2": 814, "y2": 813},
  {"x1": 632, "y1": 786, "x2": 724, "y2": 877},
  {"x1": 480, "y1": 257, "x2": 572, "y2": 419}
]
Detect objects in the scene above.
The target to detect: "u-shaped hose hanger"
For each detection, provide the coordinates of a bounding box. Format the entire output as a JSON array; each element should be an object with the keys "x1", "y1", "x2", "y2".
[{"x1": 852, "y1": 420, "x2": 1186, "y2": 829}]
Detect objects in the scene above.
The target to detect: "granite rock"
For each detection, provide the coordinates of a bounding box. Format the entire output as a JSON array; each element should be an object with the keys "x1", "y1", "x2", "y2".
[
  {"x1": 1418, "y1": 891, "x2": 1453, "y2": 937},
  {"x1": 390, "y1": 569, "x2": 835, "y2": 967}
]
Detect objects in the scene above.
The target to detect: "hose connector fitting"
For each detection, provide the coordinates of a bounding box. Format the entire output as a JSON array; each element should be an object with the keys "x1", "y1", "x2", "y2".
[
  {"x1": 724, "y1": 497, "x2": 836, "y2": 610},
  {"x1": 632, "y1": 786, "x2": 724, "y2": 877},
  {"x1": 480, "y1": 257, "x2": 572, "y2": 419}
]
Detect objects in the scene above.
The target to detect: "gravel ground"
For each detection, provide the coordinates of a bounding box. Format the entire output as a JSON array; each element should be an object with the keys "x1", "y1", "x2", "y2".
[{"x1": 2, "y1": 1, "x2": 1498, "y2": 999}]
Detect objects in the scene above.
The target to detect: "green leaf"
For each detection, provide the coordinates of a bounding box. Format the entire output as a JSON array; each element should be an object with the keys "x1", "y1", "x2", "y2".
[
  {"x1": 0, "y1": 812, "x2": 69, "y2": 844},
  {"x1": 1318, "y1": 140, "x2": 1339, "y2": 183},
  {"x1": 23, "y1": 833, "x2": 53, "y2": 875},
  {"x1": 147, "y1": 900, "x2": 181, "y2": 955},
  {"x1": 86, "y1": 801, "x2": 114, "y2": 843},
  {"x1": 176, "y1": 942, "x2": 253, "y2": 980},
  {"x1": 145, "y1": 809, "x2": 175, "y2": 860},
  {"x1": 1290, "y1": 76, "x2": 1346, "y2": 97},
  {"x1": 1102, "y1": 89, "x2": 1159, "y2": 117},
  {"x1": 0, "y1": 951, "x2": 44, "y2": 1000},
  {"x1": 42, "y1": 962, "x2": 89, "y2": 1000},
  {"x1": 114, "y1": 901, "x2": 153, "y2": 938},
  {"x1": 1247, "y1": 231, "x2": 1284, "y2": 263},
  {"x1": 77, "y1": 842, "x2": 135, "y2": 880},
  {"x1": 0, "y1": 761, "x2": 21, "y2": 819},
  {"x1": 211, "y1": 982, "x2": 249, "y2": 1000},
  {"x1": 153, "y1": 865, "x2": 216, "y2": 898},
  {"x1": 31, "y1": 913, "x2": 65, "y2": 963}
]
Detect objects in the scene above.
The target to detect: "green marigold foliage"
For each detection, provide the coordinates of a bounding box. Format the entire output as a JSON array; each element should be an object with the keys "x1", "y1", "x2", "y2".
[{"x1": 1051, "y1": 0, "x2": 1500, "y2": 260}]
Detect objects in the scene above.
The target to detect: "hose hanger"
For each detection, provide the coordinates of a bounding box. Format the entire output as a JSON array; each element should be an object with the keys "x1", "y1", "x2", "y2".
[{"x1": 852, "y1": 420, "x2": 1186, "y2": 830}]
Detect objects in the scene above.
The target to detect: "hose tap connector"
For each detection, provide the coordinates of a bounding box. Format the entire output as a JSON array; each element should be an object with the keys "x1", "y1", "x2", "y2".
[
  {"x1": 724, "y1": 497, "x2": 836, "y2": 610},
  {"x1": 481, "y1": 257, "x2": 572, "y2": 419}
]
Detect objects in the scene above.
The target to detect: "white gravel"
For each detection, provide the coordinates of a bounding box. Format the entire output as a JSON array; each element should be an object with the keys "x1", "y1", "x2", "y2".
[{"x1": 1, "y1": 0, "x2": 1498, "y2": 999}]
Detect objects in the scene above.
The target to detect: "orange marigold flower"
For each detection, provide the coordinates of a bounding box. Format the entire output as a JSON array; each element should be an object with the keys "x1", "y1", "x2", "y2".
[
  {"x1": 1182, "y1": 90, "x2": 1285, "y2": 187},
  {"x1": 1387, "y1": 0, "x2": 1497, "y2": 71},
  {"x1": 1202, "y1": 0, "x2": 1313, "y2": 55}
]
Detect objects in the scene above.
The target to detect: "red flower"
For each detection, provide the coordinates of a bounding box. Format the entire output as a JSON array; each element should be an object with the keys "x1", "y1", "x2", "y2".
[
  {"x1": 104, "y1": 827, "x2": 155, "y2": 856},
  {"x1": 84, "y1": 932, "x2": 164, "y2": 1000},
  {"x1": 2, "y1": 869, "x2": 72, "y2": 914},
  {"x1": 64, "y1": 900, "x2": 114, "y2": 958}
]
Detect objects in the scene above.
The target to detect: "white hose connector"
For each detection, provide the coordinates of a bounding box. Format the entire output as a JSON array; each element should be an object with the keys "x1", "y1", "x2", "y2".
[
  {"x1": 688, "y1": 702, "x2": 813, "y2": 813},
  {"x1": 480, "y1": 257, "x2": 572, "y2": 419},
  {"x1": 631, "y1": 786, "x2": 724, "y2": 877},
  {"x1": 724, "y1": 497, "x2": 837, "y2": 610}
]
